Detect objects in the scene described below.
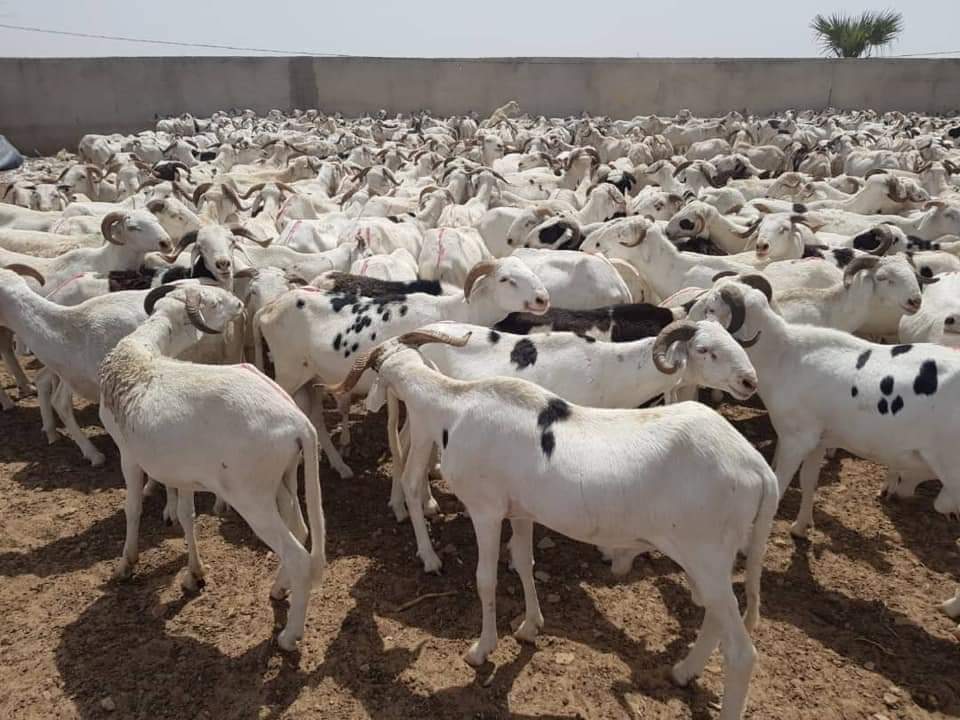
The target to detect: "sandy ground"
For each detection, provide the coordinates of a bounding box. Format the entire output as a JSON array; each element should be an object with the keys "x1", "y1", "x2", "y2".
[{"x1": 0, "y1": 361, "x2": 958, "y2": 720}]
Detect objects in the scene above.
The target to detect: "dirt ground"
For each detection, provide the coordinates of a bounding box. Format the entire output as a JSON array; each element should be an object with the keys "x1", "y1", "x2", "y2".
[{"x1": 0, "y1": 361, "x2": 958, "y2": 720}]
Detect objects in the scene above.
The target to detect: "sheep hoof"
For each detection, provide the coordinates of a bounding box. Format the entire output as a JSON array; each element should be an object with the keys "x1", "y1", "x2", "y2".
[
  {"x1": 513, "y1": 616, "x2": 543, "y2": 643},
  {"x1": 88, "y1": 452, "x2": 106, "y2": 468},
  {"x1": 270, "y1": 585, "x2": 289, "y2": 601},
  {"x1": 390, "y1": 502, "x2": 409, "y2": 524},
  {"x1": 670, "y1": 661, "x2": 695, "y2": 687},
  {"x1": 277, "y1": 628, "x2": 301, "y2": 652},
  {"x1": 113, "y1": 559, "x2": 135, "y2": 581},
  {"x1": 423, "y1": 497, "x2": 441, "y2": 518},
  {"x1": 44, "y1": 430, "x2": 59, "y2": 445},
  {"x1": 421, "y1": 552, "x2": 443, "y2": 574},
  {"x1": 942, "y1": 594, "x2": 960, "y2": 619},
  {"x1": 464, "y1": 642, "x2": 490, "y2": 667},
  {"x1": 333, "y1": 463, "x2": 354, "y2": 480},
  {"x1": 213, "y1": 498, "x2": 229, "y2": 516},
  {"x1": 181, "y1": 572, "x2": 206, "y2": 594},
  {"x1": 789, "y1": 521, "x2": 811, "y2": 539}
]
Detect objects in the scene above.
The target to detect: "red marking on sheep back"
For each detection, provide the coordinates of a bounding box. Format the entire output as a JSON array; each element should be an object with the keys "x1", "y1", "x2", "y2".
[{"x1": 43, "y1": 272, "x2": 86, "y2": 299}]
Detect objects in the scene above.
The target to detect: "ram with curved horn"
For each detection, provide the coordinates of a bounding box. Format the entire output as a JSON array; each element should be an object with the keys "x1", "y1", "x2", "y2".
[{"x1": 323, "y1": 309, "x2": 774, "y2": 720}]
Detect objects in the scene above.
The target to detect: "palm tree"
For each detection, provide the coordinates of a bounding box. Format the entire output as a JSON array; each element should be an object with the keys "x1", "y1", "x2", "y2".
[{"x1": 811, "y1": 10, "x2": 904, "y2": 58}]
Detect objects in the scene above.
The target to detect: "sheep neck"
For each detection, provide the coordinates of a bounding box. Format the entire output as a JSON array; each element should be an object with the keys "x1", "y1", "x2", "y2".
[
  {"x1": 707, "y1": 212, "x2": 751, "y2": 253},
  {"x1": 127, "y1": 312, "x2": 204, "y2": 360},
  {"x1": 627, "y1": 237, "x2": 687, "y2": 300},
  {"x1": 0, "y1": 281, "x2": 68, "y2": 356}
]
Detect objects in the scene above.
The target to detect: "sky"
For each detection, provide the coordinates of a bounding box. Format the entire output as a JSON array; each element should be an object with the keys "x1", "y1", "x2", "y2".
[{"x1": 0, "y1": 1, "x2": 956, "y2": 58}]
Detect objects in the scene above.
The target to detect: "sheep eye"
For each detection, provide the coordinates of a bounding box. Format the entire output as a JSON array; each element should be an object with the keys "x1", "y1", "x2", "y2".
[{"x1": 498, "y1": 277, "x2": 508, "y2": 283}]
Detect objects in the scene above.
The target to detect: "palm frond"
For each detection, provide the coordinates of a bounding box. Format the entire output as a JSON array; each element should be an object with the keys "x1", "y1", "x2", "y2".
[{"x1": 810, "y1": 10, "x2": 903, "y2": 58}]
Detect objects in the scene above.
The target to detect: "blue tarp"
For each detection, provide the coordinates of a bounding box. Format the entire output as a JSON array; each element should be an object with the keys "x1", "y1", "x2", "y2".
[{"x1": 0, "y1": 135, "x2": 24, "y2": 171}]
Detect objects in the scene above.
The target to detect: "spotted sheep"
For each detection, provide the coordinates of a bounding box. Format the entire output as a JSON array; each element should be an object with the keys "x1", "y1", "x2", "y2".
[
  {"x1": 326, "y1": 329, "x2": 778, "y2": 720},
  {"x1": 252, "y1": 257, "x2": 549, "y2": 465},
  {"x1": 377, "y1": 318, "x2": 758, "y2": 570},
  {"x1": 688, "y1": 279, "x2": 960, "y2": 625}
]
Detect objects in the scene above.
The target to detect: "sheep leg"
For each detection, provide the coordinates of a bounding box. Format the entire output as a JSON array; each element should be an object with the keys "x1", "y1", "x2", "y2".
[
  {"x1": 672, "y1": 561, "x2": 757, "y2": 720},
  {"x1": 177, "y1": 490, "x2": 206, "y2": 593},
  {"x1": 791, "y1": 445, "x2": 827, "y2": 538},
  {"x1": 464, "y1": 513, "x2": 503, "y2": 666},
  {"x1": 231, "y1": 494, "x2": 311, "y2": 652},
  {"x1": 36, "y1": 368, "x2": 59, "y2": 444},
  {"x1": 0, "y1": 328, "x2": 34, "y2": 398},
  {"x1": 271, "y1": 464, "x2": 308, "y2": 601},
  {"x1": 772, "y1": 432, "x2": 820, "y2": 498},
  {"x1": 423, "y1": 444, "x2": 440, "y2": 517},
  {"x1": 0, "y1": 386, "x2": 14, "y2": 411},
  {"x1": 336, "y1": 393, "x2": 352, "y2": 453},
  {"x1": 300, "y1": 385, "x2": 352, "y2": 480},
  {"x1": 51, "y1": 379, "x2": 105, "y2": 466},
  {"x1": 713, "y1": 585, "x2": 758, "y2": 720},
  {"x1": 387, "y1": 391, "x2": 408, "y2": 522},
  {"x1": 509, "y1": 519, "x2": 544, "y2": 643},
  {"x1": 163, "y1": 483, "x2": 179, "y2": 527},
  {"x1": 401, "y1": 437, "x2": 442, "y2": 573},
  {"x1": 943, "y1": 587, "x2": 960, "y2": 620},
  {"x1": 114, "y1": 457, "x2": 146, "y2": 580}
]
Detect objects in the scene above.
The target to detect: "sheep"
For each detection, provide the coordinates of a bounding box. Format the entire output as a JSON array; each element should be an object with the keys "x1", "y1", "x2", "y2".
[
  {"x1": 774, "y1": 254, "x2": 924, "y2": 332},
  {"x1": 350, "y1": 247, "x2": 419, "y2": 281},
  {"x1": 665, "y1": 200, "x2": 759, "y2": 254},
  {"x1": 495, "y1": 301, "x2": 678, "y2": 341},
  {"x1": 899, "y1": 271, "x2": 960, "y2": 348},
  {"x1": 418, "y1": 227, "x2": 493, "y2": 286},
  {"x1": 99, "y1": 284, "x2": 325, "y2": 651},
  {"x1": 0, "y1": 210, "x2": 173, "y2": 291},
  {"x1": 580, "y1": 217, "x2": 841, "y2": 298},
  {"x1": 385, "y1": 319, "x2": 758, "y2": 547},
  {"x1": 688, "y1": 280, "x2": 960, "y2": 554},
  {"x1": 327, "y1": 329, "x2": 777, "y2": 720},
  {"x1": 254, "y1": 258, "x2": 549, "y2": 454},
  {"x1": 0, "y1": 265, "x2": 162, "y2": 464},
  {"x1": 509, "y1": 248, "x2": 632, "y2": 309}
]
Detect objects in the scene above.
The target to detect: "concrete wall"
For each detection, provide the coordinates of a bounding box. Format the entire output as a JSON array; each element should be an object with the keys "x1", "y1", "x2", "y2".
[{"x1": 3, "y1": 56, "x2": 959, "y2": 154}]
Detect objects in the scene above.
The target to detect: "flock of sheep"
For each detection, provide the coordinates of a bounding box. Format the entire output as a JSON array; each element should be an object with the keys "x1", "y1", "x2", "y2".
[{"x1": 2, "y1": 101, "x2": 960, "y2": 719}]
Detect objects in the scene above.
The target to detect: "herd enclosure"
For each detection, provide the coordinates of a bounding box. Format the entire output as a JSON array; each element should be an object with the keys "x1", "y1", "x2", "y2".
[
  {"x1": 2, "y1": 57, "x2": 960, "y2": 154},
  {"x1": 1, "y1": 54, "x2": 960, "y2": 720}
]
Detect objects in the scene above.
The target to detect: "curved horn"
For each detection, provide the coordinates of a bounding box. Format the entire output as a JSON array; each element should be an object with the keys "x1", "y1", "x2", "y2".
[
  {"x1": 734, "y1": 215, "x2": 762, "y2": 239},
  {"x1": 719, "y1": 286, "x2": 747, "y2": 334},
  {"x1": 325, "y1": 346, "x2": 388, "y2": 397},
  {"x1": 397, "y1": 329, "x2": 473, "y2": 349},
  {"x1": 843, "y1": 255, "x2": 881, "y2": 287},
  {"x1": 230, "y1": 225, "x2": 272, "y2": 247},
  {"x1": 382, "y1": 168, "x2": 400, "y2": 185},
  {"x1": 143, "y1": 284, "x2": 179, "y2": 315},
  {"x1": 712, "y1": 271, "x2": 739, "y2": 282},
  {"x1": 223, "y1": 184, "x2": 247, "y2": 209},
  {"x1": 100, "y1": 211, "x2": 127, "y2": 245},
  {"x1": 619, "y1": 222, "x2": 648, "y2": 248},
  {"x1": 184, "y1": 287, "x2": 221, "y2": 334},
  {"x1": 192, "y1": 182, "x2": 213, "y2": 206},
  {"x1": 738, "y1": 274, "x2": 773, "y2": 302},
  {"x1": 651, "y1": 320, "x2": 699, "y2": 374},
  {"x1": 4, "y1": 263, "x2": 46, "y2": 286},
  {"x1": 462, "y1": 260, "x2": 498, "y2": 300},
  {"x1": 868, "y1": 225, "x2": 896, "y2": 256},
  {"x1": 161, "y1": 229, "x2": 199, "y2": 262},
  {"x1": 240, "y1": 182, "x2": 267, "y2": 199}
]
